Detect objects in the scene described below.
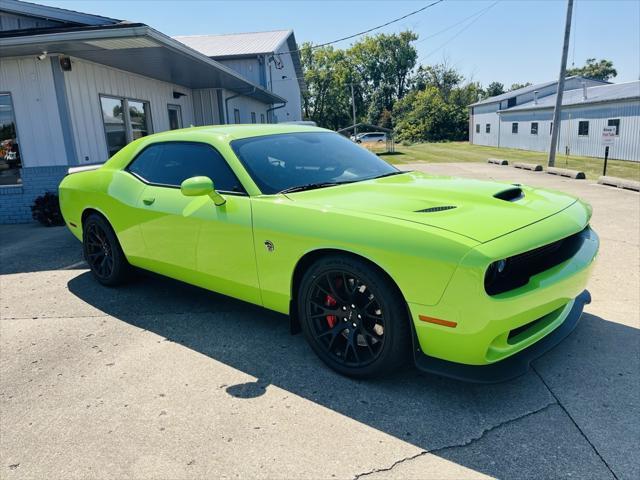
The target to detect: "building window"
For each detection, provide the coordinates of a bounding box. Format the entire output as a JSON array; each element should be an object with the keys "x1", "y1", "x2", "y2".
[
  {"x1": 512, "y1": 122, "x2": 518, "y2": 134},
  {"x1": 167, "y1": 104, "x2": 183, "y2": 130},
  {"x1": 507, "y1": 97, "x2": 516, "y2": 108},
  {"x1": 475, "y1": 124, "x2": 480, "y2": 133},
  {"x1": 251, "y1": 112, "x2": 257, "y2": 124},
  {"x1": 260, "y1": 113, "x2": 265, "y2": 124},
  {"x1": 234, "y1": 108, "x2": 241, "y2": 124},
  {"x1": 0, "y1": 93, "x2": 22, "y2": 186},
  {"x1": 578, "y1": 121, "x2": 589, "y2": 136},
  {"x1": 100, "y1": 95, "x2": 152, "y2": 157},
  {"x1": 485, "y1": 124, "x2": 491, "y2": 133},
  {"x1": 607, "y1": 118, "x2": 620, "y2": 135},
  {"x1": 531, "y1": 122, "x2": 538, "y2": 135}
]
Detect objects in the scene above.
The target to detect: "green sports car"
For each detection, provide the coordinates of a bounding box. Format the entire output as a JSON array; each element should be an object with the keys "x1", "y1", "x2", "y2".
[{"x1": 59, "y1": 125, "x2": 598, "y2": 381}]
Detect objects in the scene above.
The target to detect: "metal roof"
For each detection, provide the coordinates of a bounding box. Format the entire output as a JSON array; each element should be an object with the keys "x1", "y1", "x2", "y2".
[
  {"x1": 0, "y1": 0, "x2": 121, "y2": 26},
  {"x1": 469, "y1": 76, "x2": 607, "y2": 106},
  {"x1": 174, "y1": 30, "x2": 293, "y2": 57},
  {"x1": 502, "y1": 81, "x2": 640, "y2": 112}
]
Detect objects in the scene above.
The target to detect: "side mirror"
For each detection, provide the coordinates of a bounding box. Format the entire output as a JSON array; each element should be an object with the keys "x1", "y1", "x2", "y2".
[{"x1": 180, "y1": 176, "x2": 226, "y2": 206}]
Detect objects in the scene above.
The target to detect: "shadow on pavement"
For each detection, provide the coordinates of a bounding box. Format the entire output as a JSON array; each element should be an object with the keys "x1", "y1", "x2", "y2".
[{"x1": 67, "y1": 270, "x2": 637, "y2": 479}]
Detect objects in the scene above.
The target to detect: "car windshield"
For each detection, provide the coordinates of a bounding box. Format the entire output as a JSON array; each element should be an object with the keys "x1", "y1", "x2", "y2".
[{"x1": 230, "y1": 131, "x2": 398, "y2": 194}]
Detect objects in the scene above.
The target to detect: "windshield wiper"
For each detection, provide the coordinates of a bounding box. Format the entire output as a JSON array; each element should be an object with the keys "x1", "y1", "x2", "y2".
[
  {"x1": 278, "y1": 181, "x2": 353, "y2": 195},
  {"x1": 370, "y1": 171, "x2": 405, "y2": 180}
]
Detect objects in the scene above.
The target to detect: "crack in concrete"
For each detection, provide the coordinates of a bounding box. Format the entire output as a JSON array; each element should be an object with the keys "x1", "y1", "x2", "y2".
[
  {"x1": 532, "y1": 366, "x2": 619, "y2": 480},
  {"x1": 353, "y1": 401, "x2": 557, "y2": 479}
]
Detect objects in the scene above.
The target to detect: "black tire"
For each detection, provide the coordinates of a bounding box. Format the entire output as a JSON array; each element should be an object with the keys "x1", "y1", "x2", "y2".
[
  {"x1": 82, "y1": 213, "x2": 130, "y2": 286},
  {"x1": 298, "y1": 254, "x2": 411, "y2": 378}
]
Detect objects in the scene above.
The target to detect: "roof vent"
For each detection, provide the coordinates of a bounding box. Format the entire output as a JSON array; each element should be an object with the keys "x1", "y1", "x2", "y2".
[
  {"x1": 533, "y1": 90, "x2": 538, "y2": 104},
  {"x1": 415, "y1": 205, "x2": 457, "y2": 213},
  {"x1": 494, "y1": 187, "x2": 524, "y2": 202},
  {"x1": 582, "y1": 81, "x2": 587, "y2": 100}
]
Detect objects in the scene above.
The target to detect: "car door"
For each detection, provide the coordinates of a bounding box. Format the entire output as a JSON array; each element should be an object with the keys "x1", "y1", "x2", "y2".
[{"x1": 126, "y1": 141, "x2": 261, "y2": 305}]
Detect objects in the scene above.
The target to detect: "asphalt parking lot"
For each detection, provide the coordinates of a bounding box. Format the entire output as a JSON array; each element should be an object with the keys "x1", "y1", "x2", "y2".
[{"x1": 1, "y1": 162, "x2": 638, "y2": 479}]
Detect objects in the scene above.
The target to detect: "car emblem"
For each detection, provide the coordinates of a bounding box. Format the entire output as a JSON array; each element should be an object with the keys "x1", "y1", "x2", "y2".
[{"x1": 264, "y1": 240, "x2": 275, "y2": 252}]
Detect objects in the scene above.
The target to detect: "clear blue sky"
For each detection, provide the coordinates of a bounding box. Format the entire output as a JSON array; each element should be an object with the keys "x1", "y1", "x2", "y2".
[{"x1": 38, "y1": 0, "x2": 640, "y2": 87}]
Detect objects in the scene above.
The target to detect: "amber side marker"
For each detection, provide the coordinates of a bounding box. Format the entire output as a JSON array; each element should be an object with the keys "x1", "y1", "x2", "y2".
[{"x1": 419, "y1": 315, "x2": 457, "y2": 328}]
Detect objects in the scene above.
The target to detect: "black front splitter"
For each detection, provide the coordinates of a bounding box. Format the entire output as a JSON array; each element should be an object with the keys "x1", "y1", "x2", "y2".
[{"x1": 413, "y1": 290, "x2": 591, "y2": 384}]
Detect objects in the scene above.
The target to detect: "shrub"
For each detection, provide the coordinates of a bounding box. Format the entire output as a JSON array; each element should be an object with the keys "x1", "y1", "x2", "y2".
[{"x1": 31, "y1": 192, "x2": 64, "y2": 227}]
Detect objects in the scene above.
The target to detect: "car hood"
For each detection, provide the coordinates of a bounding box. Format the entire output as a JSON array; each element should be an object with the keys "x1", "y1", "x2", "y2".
[{"x1": 284, "y1": 171, "x2": 577, "y2": 243}]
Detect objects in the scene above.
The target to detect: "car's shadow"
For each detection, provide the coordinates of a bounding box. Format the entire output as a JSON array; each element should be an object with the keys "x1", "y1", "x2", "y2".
[{"x1": 67, "y1": 270, "x2": 638, "y2": 479}]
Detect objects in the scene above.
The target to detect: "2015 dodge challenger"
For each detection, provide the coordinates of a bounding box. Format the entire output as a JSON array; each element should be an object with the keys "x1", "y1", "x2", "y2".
[{"x1": 59, "y1": 125, "x2": 598, "y2": 381}]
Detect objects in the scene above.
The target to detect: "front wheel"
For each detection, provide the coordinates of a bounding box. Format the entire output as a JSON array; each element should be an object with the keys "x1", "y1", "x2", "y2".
[
  {"x1": 83, "y1": 213, "x2": 130, "y2": 286},
  {"x1": 298, "y1": 255, "x2": 411, "y2": 378}
]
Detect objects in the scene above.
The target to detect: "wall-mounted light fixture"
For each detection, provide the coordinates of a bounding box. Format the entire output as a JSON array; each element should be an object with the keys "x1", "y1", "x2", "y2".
[
  {"x1": 173, "y1": 91, "x2": 187, "y2": 99},
  {"x1": 36, "y1": 51, "x2": 48, "y2": 61}
]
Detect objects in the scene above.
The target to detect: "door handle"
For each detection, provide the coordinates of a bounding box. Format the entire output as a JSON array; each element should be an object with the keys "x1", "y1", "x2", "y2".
[{"x1": 142, "y1": 197, "x2": 155, "y2": 206}]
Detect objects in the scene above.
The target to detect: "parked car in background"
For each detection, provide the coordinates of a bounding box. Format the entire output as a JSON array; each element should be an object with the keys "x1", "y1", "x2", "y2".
[{"x1": 355, "y1": 132, "x2": 387, "y2": 143}]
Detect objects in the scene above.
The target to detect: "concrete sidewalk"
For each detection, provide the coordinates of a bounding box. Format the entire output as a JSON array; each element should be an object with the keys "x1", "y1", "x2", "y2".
[{"x1": 1, "y1": 163, "x2": 638, "y2": 479}]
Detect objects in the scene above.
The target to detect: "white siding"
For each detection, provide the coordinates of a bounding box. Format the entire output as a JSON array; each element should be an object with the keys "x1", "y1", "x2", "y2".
[
  {"x1": 192, "y1": 89, "x2": 222, "y2": 126},
  {"x1": 269, "y1": 43, "x2": 302, "y2": 121},
  {"x1": 499, "y1": 100, "x2": 640, "y2": 161},
  {"x1": 218, "y1": 58, "x2": 263, "y2": 87},
  {"x1": 470, "y1": 103, "x2": 500, "y2": 147},
  {"x1": 223, "y1": 89, "x2": 269, "y2": 124},
  {"x1": 63, "y1": 57, "x2": 195, "y2": 164},
  {"x1": 0, "y1": 56, "x2": 67, "y2": 168}
]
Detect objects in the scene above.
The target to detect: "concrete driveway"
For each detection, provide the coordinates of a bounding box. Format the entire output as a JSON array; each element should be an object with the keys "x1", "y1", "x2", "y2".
[{"x1": 1, "y1": 163, "x2": 638, "y2": 479}]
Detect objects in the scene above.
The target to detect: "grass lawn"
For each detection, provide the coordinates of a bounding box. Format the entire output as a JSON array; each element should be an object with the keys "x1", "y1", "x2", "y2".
[{"x1": 375, "y1": 142, "x2": 640, "y2": 181}]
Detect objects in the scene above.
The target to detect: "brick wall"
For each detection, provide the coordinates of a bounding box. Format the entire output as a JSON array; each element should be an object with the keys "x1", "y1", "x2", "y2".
[{"x1": 0, "y1": 166, "x2": 68, "y2": 224}]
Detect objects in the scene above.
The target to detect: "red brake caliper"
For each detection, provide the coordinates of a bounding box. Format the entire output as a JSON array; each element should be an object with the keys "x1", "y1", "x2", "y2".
[{"x1": 325, "y1": 294, "x2": 338, "y2": 328}]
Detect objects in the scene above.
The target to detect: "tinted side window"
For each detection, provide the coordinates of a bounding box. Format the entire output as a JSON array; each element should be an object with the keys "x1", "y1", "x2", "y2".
[{"x1": 128, "y1": 142, "x2": 244, "y2": 193}]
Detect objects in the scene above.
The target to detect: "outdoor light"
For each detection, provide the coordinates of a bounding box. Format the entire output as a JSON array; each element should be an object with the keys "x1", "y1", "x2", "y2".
[{"x1": 36, "y1": 51, "x2": 47, "y2": 61}]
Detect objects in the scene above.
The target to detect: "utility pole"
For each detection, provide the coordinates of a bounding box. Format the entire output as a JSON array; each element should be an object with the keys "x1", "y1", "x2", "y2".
[
  {"x1": 548, "y1": 0, "x2": 574, "y2": 167},
  {"x1": 350, "y1": 83, "x2": 357, "y2": 139}
]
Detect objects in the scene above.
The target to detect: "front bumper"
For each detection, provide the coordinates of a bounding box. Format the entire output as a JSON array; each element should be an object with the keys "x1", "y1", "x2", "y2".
[{"x1": 413, "y1": 290, "x2": 591, "y2": 383}]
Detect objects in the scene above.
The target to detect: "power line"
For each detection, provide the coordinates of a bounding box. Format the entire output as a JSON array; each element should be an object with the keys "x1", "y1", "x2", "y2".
[
  {"x1": 416, "y1": 1, "x2": 500, "y2": 44},
  {"x1": 422, "y1": 0, "x2": 500, "y2": 60},
  {"x1": 277, "y1": 0, "x2": 445, "y2": 56}
]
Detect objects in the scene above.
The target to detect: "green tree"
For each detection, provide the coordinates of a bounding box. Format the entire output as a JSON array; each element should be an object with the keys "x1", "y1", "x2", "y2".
[
  {"x1": 484, "y1": 81, "x2": 505, "y2": 98},
  {"x1": 567, "y1": 58, "x2": 617, "y2": 81},
  {"x1": 509, "y1": 82, "x2": 532, "y2": 91},
  {"x1": 410, "y1": 64, "x2": 462, "y2": 100}
]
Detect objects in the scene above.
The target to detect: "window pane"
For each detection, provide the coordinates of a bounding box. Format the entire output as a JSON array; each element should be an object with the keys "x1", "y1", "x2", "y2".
[
  {"x1": 475, "y1": 124, "x2": 480, "y2": 133},
  {"x1": 0, "y1": 94, "x2": 22, "y2": 186},
  {"x1": 512, "y1": 122, "x2": 518, "y2": 134},
  {"x1": 129, "y1": 100, "x2": 151, "y2": 140},
  {"x1": 260, "y1": 114, "x2": 265, "y2": 124},
  {"x1": 168, "y1": 105, "x2": 182, "y2": 130},
  {"x1": 251, "y1": 112, "x2": 257, "y2": 124},
  {"x1": 485, "y1": 124, "x2": 490, "y2": 133},
  {"x1": 578, "y1": 121, "x2": 589, "y2": 136},
  {"x1": 531, "y1": 122, "x2": 538, "y2": 135},
  {"x1": 101, "y1": 97, "x2": 126, "y2": 157},
  {"x1": 607, "y1": 119, "x2": 620, "y2": 135},
  {"x1": 234, "y1": 109, "x2": 241, "y2": 124},
  {"x1": 128, "y1": 142, "x2": 243, "y2": 192}
]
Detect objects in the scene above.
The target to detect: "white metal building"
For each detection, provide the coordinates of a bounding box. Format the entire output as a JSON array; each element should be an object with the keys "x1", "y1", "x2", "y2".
[
  {"x1": 174, "y1": 30, "x2": 305, "y2": 123},
  {"x1": 0, "y1": 0, "x2": 298, "y2": 223},
  {"x1": 469, "y1": 77, "x2": 640, "y2": 161}
]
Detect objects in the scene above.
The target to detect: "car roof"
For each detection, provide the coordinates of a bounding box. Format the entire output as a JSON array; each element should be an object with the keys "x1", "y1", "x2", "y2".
[{"x1": 145, "y1": 124, "x2": 333, "y2": 142}]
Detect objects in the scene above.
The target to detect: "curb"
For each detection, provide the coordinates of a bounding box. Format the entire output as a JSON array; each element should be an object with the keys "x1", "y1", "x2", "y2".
[
  {"x1": 547, "y1": 167, "x2": 586, "y2": 179},
  {"x1": 598, "y1": 176, "x2": 640, "y2": 192},
  {"x1": 513, "y1": 162, "x2": 543, "y2": 172},
  {"x1": 487, "y1": 158, "x2": 508, "y2": 165}
]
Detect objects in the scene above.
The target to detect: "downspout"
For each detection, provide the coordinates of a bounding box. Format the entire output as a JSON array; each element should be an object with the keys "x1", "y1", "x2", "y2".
[
  {"x1": 267, "y1": 102, "x2": 286, "y2": 124},
  {"x1": 225, "y1": 87, "x2": 256, "y2": 124}
]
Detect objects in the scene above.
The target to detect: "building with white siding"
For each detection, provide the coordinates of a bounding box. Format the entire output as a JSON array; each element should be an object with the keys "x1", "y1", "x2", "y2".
[
  {"x1": 469, "y1": 77, "x2": 640, "y2": 162},
  {"x1": 0, "y1": 0, "x2": 300, "y2": 223},
  {"x1": 174, "y1": 31, "x2": 305, "y2": 123}
]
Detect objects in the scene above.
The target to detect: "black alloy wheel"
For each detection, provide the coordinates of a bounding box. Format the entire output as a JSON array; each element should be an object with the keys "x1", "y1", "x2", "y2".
[
  {"x1": 83, "y1": 213, "x2": 130, "y2": 286},
  {"x1": 298, "y1": 255, "x2": 411, "y2": 378}
]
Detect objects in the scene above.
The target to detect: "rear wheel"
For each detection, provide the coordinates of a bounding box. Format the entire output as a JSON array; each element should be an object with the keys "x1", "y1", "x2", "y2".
[
  {"x1": 83, "y1": 213, "x2": 130, "y2": 286},
  {"x1": 298, "y1": 255, "x2": 411, "y2": 378}
]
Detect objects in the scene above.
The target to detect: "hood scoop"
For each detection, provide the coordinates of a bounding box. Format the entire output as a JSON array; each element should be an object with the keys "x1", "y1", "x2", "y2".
[
  {"x1": 415, "y1": 205, "x2": 457, "y2": 213},
  {"x1": 494, "y1": 187, "x2": 524, "y2": 202}
]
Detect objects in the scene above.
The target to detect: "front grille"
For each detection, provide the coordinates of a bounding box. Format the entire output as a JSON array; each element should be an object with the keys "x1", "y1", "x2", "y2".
[{"x1": 485, "y1": 227, "x2": 590, "y2": 296}]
